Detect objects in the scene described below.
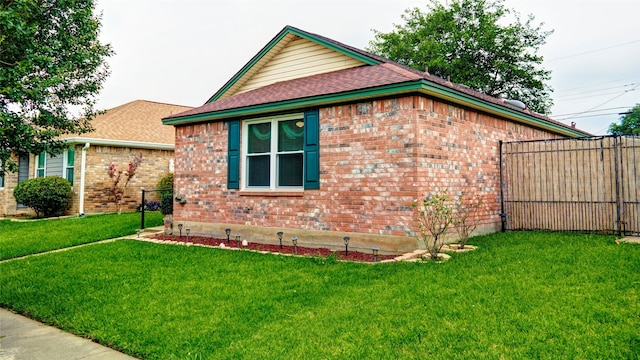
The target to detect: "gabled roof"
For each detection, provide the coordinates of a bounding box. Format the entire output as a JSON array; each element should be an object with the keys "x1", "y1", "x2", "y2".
[
  {"x1": 164, "y1": 26, "x2": 590, "y2": 138},
  {"x1": 63, "y1": 100, "x2": 193, "y2": 149},
  {"x1": 207, "y1": 25, "x2": 383, "y2": 103}
]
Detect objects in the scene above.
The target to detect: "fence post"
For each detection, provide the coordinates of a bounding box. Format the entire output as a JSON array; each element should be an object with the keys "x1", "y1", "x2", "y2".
[
  {"x1": 499, "y1": 140, "x2": 507, "y2": 232},
  {"x1": 613, "y1": 136, "x2": 622, "y2": 236},
  {"x1": 141, "y1": 189, "x2": 146, "y2": 230}
]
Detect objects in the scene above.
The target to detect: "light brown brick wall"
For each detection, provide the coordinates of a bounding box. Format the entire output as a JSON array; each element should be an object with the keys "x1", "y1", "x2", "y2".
[
  {"x1": 68, "y1": 145, "x2": 173, "y2": 214},
  {"x1": 172, "y1": 95, "x2": 562, "y2": 252},
  {"x1": 1, "y1": 153, "x2": 36, "y2": 216}
]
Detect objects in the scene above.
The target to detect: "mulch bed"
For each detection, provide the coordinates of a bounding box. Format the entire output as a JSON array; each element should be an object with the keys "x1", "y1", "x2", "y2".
[{"x1": 148, "y1": 234, "x2": 399, "y2": 263}]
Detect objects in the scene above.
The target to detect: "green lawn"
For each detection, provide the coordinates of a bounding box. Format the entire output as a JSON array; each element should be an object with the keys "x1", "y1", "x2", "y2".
[
  {"x1": 0, "y1": 212, "x2": 163, "y2": 260},
  {"x1": 0, "y1": 231, "x2": 638, "y2": 359}
]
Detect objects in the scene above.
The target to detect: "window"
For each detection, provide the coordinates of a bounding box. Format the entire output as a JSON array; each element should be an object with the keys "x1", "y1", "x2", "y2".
[
  {"x1": 244, "y1": 115, "x2": 304, "y2": 189},
  {"x1": 65, "y1": 147, "x2": 75, "y2": 186},
  {"x1": 35, "y1": 148, "x2": 74, "y2": 185},
  {"x1": 228, "y1": 109, "x2": 319, "y2": 190},
  {"x1": 36, "y1": 152, "x2": 46, "y2": 177},
  {"x1": 0, "y1": 172, "x2": 4, "y2": 188}
]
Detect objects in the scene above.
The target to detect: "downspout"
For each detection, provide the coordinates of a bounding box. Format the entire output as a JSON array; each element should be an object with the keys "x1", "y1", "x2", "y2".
[{"x1": 79, "y1": 142, "x2": 90, "y2": 216}]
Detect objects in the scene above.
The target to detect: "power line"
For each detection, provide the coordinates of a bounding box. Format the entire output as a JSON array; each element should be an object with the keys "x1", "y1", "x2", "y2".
[
  {"x1": 558, "y1": 83, "x2": 640, "y2": 121},
  {"x1": 557, "y1": 112, "x2": 623, "y2": 120},
  {"x1": 555, "y1": 83, "x2": 639, "y2": 99},
  {"x1": 547, "y1": 39, "x2": 640, "y2": 62},
  {"x1": 553, "y1": 107, "x2": 632, "y2": 117}
]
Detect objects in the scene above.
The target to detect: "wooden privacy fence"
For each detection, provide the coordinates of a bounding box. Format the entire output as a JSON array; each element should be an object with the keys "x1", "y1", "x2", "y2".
[{"x1": 500, "y1": 135, "x2": 639, "y2": 235}]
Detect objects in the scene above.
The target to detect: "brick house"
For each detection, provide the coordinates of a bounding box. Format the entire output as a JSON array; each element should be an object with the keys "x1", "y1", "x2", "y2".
[
  {"x1": 162, "y1": 26, "x2": 589, "y2": 253},
  {"x1": 0, "y1": 100, "x2": 192, "y2": 216}
]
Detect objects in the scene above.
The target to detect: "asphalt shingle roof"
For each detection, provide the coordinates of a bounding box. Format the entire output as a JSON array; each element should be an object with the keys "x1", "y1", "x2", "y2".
[
  {"x1": 171, "y1": 63, "x2": 422, "y2": 118},
  {"x1": 63, "y1": 100, "x2": 193, "y2": 144},
  {"x1": 163, "y1": 26, "x2": 590, "y2": 136}
]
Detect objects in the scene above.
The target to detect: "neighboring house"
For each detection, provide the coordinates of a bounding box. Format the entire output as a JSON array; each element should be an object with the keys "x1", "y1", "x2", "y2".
[
  {"x1": 1, "y1": 100, "x2": 192, "y2": 216},
  {"x1": 162, "y1": 26, "x2": 590, "y2": 253}
]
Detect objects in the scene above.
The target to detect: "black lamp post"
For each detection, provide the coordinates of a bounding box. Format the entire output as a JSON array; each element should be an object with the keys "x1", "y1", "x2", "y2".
[
  {"x1": 277, "y1": 231, "x2": 284, "y2": 249},
  {"x1": 372, "y1": 247, "x2": 379, "y2": 263},
  {"x1": 225, "y1": 228, "x2": 231, "y2": 243},
  {"x1": 235, "y1": 234, "x2": 241, "y2": 248},
  {"x1": 185, "y1": 227, "x2": 191, "y2": 243},
  {"x1": 178, "y1": 223, "x2": 183, "y2": 237},
  {"x1": 343, "y1": 236, "x2": 350, "y2": 256},
  {"x1": 291, "y1": 236, "x2": 298, "y2": 255}
]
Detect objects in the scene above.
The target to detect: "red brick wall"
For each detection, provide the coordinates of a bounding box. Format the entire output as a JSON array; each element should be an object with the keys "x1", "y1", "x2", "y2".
[{"x1": 172, "y1": 95, "x2": 562, "y2": 251}]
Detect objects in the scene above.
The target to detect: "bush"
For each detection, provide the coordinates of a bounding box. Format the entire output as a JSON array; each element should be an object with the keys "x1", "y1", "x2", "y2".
[
  {"x1": 158, "y1": 173, "x2": 174, "y2": 215},
  {"x1": 13, "y1": 176, "x2": 72, "y2": 217},
  {"x1": 138, "y1": 200, "x2": 161, "y2": 212}
]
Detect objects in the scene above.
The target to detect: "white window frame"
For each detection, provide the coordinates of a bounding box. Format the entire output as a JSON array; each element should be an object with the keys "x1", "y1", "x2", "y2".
[
  {"x1": 63, "y1": 147, "x2": 74, "y2": 185},
  {"x1": 241, "y1": 113, "x2": 304, "y2": 191}
]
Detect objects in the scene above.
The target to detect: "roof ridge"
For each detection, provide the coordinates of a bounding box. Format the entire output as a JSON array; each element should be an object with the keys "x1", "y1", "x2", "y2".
[
  {"x1": 379, "y1": 63, "x2": 425, "y2": 80},
  {"x1": 122, "y1": 99, "x2": 195, "y2": 108}
]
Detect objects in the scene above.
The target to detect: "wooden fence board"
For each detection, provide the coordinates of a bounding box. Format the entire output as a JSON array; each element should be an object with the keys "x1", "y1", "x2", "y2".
[{"x1": 501, "y1": 136, "x2": 639, "y2": 235}]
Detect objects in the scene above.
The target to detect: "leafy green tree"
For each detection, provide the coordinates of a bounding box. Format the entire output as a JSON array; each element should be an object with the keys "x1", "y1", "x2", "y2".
[
  {"x1": 0, "y1": 0, "x2": 113, "y2": 176},
  {"x1": 368, "y1": 0, "x2": 553, "y2": 114},
  {"x1": 608, "y1": 104, "x2": 640, "y2": 135}
]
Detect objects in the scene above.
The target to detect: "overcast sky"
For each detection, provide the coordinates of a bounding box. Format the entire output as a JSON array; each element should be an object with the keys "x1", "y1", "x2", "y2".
[{"x1": 95, "y1": 0, "x2": 640, "y2": 135}]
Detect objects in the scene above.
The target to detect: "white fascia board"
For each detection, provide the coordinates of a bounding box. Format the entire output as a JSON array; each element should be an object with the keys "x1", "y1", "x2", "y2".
[{"x1": 63, "y1": 137, "x2": 175, "y2": 150}]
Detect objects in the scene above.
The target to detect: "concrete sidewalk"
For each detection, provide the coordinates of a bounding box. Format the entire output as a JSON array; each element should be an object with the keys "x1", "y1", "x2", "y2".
[{"x1": 0, "y1": 308, "x2": 137, "y2": 360}]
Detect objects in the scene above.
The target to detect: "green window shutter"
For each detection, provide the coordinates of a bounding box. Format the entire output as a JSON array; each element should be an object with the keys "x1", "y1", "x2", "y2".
[
  {"x1": 303, "y1": 109, "x2": 320, "y2": 190},
  {"x1": 67, "y1": 147, "x2": 75, "y2": 164},
  {"x1": 227, "y1": 120, "x2": 240, "y2": 189}
]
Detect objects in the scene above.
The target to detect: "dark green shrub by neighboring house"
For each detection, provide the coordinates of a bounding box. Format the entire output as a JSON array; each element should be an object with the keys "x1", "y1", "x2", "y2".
[
  {"x1": 13, "y1": 176, "x2": 72, "y2": 217},
  {"x1": 158, "y1": 172, "x2": 174, "y2": 216}
]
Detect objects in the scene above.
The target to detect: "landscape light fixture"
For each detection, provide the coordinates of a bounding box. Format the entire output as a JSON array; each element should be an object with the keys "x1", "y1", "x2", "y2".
[
  {"x1": 235, "y1": 234, "x2": 241, "y2": 248},
  {"x1": 178, "y1": 223, "x2": 183, "y2": 237},
  {"x1": 136, "y1": 229, "x2": 142, "y2": 238},
  {"x1": 499, "y1": 212, "x2": 507, "y2": 232},
  {"x1": 277, "y1": 231, "x2": 284, "y2": 249},
  {"x1": 291, "y1": 236, "x2": 298, "y2": 255},
  {"x1": 343, "y1": 236, "x2": 350, "y2": 256},
  {"x1": 372, "y1": 247, "x2": 379, "y2": 263},
  {"x1": 185, "y1": 227, "x2": 191, "y2": 243},
  {"x1": 225, "y1": 228, "x2": 231, "y2": 243}
]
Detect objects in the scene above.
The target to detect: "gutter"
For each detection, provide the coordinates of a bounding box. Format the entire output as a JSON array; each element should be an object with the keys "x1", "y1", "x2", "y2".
[
  {"x1": 63, "y1": 137, "x2": 174, "y2": 150},
  {"x1": 79, "y1": 142, "x2": 90, "y2": 216}
]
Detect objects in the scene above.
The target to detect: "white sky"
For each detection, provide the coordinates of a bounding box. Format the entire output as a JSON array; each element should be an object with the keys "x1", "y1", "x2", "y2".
[{"x1": 95, "y1": 0, "x2": 640, "y2": 135}]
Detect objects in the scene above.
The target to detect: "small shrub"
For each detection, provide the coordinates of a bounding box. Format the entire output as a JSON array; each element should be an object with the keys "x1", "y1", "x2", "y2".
[
  {"x1": 412, "y1": 191, "x2": 454, "y2": 260},
  {"x1": 138, "y1": 200, "x2": 161, "y2": 212},
  {"x1": 13, "y1": 176, "x2": 72, "y2": 217},
  {"x1": 453, "y1": 192, "x2": 484, "y2": 249},
  {"x1": 158, "y1": 173, "x2": 174, "y2": 215}
]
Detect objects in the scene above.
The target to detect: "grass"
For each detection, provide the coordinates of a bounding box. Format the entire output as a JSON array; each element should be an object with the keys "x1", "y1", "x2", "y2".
[
  {"x1": 0, "y1": 231, "x2": 639, "y2": 359},
  {"x1": 0, "y1": 212, "x2": 163, "y2": 260}
]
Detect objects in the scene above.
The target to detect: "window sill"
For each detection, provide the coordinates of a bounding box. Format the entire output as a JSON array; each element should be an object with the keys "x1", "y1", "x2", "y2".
[{"x1": 239, "y1": 190, "x2": 304, "y2": 197}]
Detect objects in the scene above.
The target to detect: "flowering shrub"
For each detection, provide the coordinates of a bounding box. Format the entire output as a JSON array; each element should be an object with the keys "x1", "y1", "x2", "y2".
[
  {"x1": 138, "y1": 200, "x2": 161, "y2": 212},
  {"x1": 412, "y1": 190, "x2": 485, "y2": 258},
  {"x1": 412, "y1": 191, "x2": 454, "y2": 260},
  {"x1": 107, "y1": 153, "x2": 142, "y2": 214}
]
